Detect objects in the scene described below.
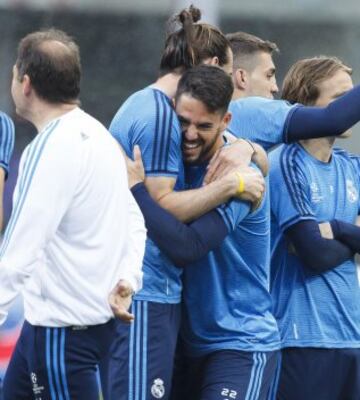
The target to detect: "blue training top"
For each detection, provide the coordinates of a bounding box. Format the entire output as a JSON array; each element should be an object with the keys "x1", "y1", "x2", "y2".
[
  {"x1": 181, "y1": 163, "x2": 281, "y2": 356},
  {"x1": 228, "y1": 97, "x2": 298, "y2": 151},
  {"x1": 270, "y1": 144, "x2": 360, "y2": 348},
  {"x1": 110, "y1": 87, "x2": 184, "y2": 303}
]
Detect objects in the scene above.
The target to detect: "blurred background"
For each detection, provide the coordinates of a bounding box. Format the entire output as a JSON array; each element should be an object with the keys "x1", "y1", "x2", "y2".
[{"x1": 0, "y1": 0, "x2": 360, "y2": 382}]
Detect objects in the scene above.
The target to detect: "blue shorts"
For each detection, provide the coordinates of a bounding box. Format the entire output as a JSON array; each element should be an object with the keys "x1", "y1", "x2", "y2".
[
  {"x1": 3, "y1": 319, "x2": 116, "y2": 400},
  {"x1": 100, "y1": 299, "x2": 181, "y2": 400},
  {"x1": 277, "y1": 347, "x2": 360, "y2": 400},
  {"x1": 171, "y1": 349, "x2": 280, "y2": 400}
]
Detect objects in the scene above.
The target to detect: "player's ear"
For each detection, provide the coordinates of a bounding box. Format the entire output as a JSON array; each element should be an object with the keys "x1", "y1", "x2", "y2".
[
  {"x1": 234, "y1": 68, "x2": 248, "y2": 91},
  {"x1": 220, "y1": 111, "x2": 232, "y2": 131},
  {"x1": 201, "y1": 56, "x2": 220, "y2": 66},
  {"x1": 22, "y1": 75, "x2": 32, "y2": 97}
]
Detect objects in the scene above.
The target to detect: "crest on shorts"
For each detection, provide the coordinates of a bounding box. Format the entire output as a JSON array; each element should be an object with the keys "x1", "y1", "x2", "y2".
[
  {"x1": 151, "y1": 378, "x2": 165, "y2": 399},
  {"x1": 31, "y1": 372, "x2": 37, "y2": 385}
]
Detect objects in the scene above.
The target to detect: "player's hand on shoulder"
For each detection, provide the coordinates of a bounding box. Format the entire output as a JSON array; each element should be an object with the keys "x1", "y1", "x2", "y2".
[
  {"x1": 230, "y1": 165, "x2": 265, "y2": 208},
  {"x1": 124, "y1": 145, "x2": 145, "y2": 188},
  {"x1": 251, "y1": 142, "x2": 269, "y2": 177},
  {"x1": 204, "y1": 137, "x2": 262, "y2": 184},
  {"x1": 109, "y1": 279, "x2": 135, "y2": 323},
  {"x1": 0, "y1": 112, "x2": 15, "y2": 178}
]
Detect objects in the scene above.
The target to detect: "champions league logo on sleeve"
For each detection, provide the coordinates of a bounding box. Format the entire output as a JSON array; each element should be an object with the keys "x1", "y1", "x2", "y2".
[
  {"x1": 151, "y1": 378, "x2": 165, "y2": 399},
  {"x1": 310, "y1": 182, "x2": 323, "y2": 203}
]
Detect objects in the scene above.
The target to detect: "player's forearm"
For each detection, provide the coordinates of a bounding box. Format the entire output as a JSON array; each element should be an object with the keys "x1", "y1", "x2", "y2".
[
  {"x1": 252, "y1": 143, "x2": 269, "y2": 177},
  {"x1": 131, "y1": 183, "x2": 228, "y2": 266},
  {"x1": 285, "y1": 84, "x2": 360, "y2": 143},
  {"x1": 286, "y1": 220, "x2": 354, "y2": 273},
  {"x1": 330, "y1": 219, "x2": 360, "y2": 254},
  {"x1": 157, "y1": 177, "x2": 236, "y2": 223}
]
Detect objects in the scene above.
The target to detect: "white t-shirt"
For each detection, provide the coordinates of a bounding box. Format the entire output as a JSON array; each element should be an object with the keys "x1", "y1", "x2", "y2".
[{"x1": 0, "y1": 108, "x2": 146, "y2": 327}]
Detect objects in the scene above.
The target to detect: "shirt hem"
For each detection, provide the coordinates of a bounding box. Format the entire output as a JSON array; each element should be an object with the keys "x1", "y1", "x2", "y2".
[
  {"x1": 134, "y1": 294, "x2": 181, "y2": 304},
  {"x1": 185, "y1": 342, "x2": 281, "y2": 357},
  {"x1": 281, "y1": 340, "x2": 360, "y2": 349}
]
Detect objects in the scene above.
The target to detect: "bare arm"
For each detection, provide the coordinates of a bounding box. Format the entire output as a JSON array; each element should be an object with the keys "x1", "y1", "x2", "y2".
[
  {"x1": 319, "y1": 222, "x2": 334, "y2": 239},
  {"x1": 127, "y1": 146, "x2": 265, "y2": 223},
  {"x1": 145, "y1": 175, "x2": 238, "y2": 223},
  {"x1": 204, "y1": 137, "x2": 269, "y2": 184}
]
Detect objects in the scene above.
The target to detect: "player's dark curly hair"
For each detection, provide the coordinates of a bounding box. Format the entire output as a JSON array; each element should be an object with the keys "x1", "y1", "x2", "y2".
[
  {"x1": 175, "y1": 65, "x2": 234, "y2": 116},
  {"x1": 159, "y1": 5, "x2": 231, "y2": 76},
  {"x1": 16, "y1": 28, "x2": 81, "y2": 104}
]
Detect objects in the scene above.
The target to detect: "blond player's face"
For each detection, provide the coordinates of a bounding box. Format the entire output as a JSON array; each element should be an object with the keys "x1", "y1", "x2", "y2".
[{"x1": 314, "y1": 70, "x2": 354, "y2": 138}]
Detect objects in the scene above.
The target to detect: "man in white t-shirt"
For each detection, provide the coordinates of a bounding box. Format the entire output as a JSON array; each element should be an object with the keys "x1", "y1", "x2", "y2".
[{"x1": 1, "y1": 29, "x2": 146, "y2": 400}]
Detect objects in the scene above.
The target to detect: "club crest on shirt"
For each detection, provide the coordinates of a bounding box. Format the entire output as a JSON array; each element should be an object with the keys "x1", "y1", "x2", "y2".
[
  {"x1": 346, "y1": 179, "x2": 358, "y2": 203},
  {"x1": 151, "y1": 378, "x2": 165, "y2": 399}
]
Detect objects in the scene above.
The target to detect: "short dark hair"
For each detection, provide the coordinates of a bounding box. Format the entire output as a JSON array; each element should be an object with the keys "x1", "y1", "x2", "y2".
[
  {"x1": 160, "y1": 5, "x2": 231, "y2": 76},
  {"x1": 16, "y1": 28, "x2": 81, "y2": 104},
  {"x1": 226, "y1": 31, "x2": 278, "y2": 70},
  {"x1": 175, "y1": 65, "x2": 234, "y2": 116},
  {"x1": 282, "y1": 56, "x2": 352, "y2": 105}
]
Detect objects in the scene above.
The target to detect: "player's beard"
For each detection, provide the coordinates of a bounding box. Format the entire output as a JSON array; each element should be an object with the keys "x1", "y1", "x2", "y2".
[{"x1": 183, "y1": 128, "x2": 222, "y2": 165}]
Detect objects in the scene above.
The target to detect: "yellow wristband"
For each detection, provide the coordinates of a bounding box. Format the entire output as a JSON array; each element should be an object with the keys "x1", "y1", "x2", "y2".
[{"x1": 235, "y1": 171, "x2": 245, "y2": 194}]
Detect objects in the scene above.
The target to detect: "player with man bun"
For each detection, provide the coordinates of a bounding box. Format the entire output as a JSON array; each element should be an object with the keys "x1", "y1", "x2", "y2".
[{"x1": 102, "y1": 6, "x2": 265, "y2": 400}]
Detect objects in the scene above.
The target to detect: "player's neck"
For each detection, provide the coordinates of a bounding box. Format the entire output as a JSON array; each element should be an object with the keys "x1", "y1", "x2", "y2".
[
  {"x1": 202, "y1": 134, "x2": 226, "y2": 164},
  {"x1": 152, "y1": 73, "x2": 182, "y2": 99},
  {"x1": 299, "y1": 137, "x2": 335, "y2": 163},
  {"x1": 232, "y1": 88, "x2": 247, "y2": 101},
  {"x1": 28, "y1": 100, "x2": 78, "y2": 132}
]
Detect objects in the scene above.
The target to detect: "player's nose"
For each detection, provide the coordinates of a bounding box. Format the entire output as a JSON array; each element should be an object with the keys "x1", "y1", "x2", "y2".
[
  {"x1": 184, "y1": 125, "x2": 198, "y2": 140},
  {"x1": 271, "y1": 79, "x2": 279, "y2": 95}
]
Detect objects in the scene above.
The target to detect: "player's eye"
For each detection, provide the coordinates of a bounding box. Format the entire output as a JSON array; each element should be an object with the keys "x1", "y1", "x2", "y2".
[
  {"x1": 197, "y1": 124, "x2": 213, "y2": 130},
  {"x1": 178, "y1": 117, "x2": 190, "y2": 129},
  {"x1": 267, "y1": 70, "x2": 275, "y2": 79}
]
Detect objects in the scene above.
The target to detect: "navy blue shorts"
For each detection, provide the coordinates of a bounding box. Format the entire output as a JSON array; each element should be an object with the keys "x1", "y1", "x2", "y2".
[
  {"x1": 100, "y1": 299, "x2": 181, "y2": 400},
  {"x1": 171, "y1": 349, "x2": 280, "y2": 400},
  {"x1": 2, "y1": 319, "x2": 116, "y2": 400},
  {"x1": 277, "y1": 347, "x2": 360, "y2": 400}
]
